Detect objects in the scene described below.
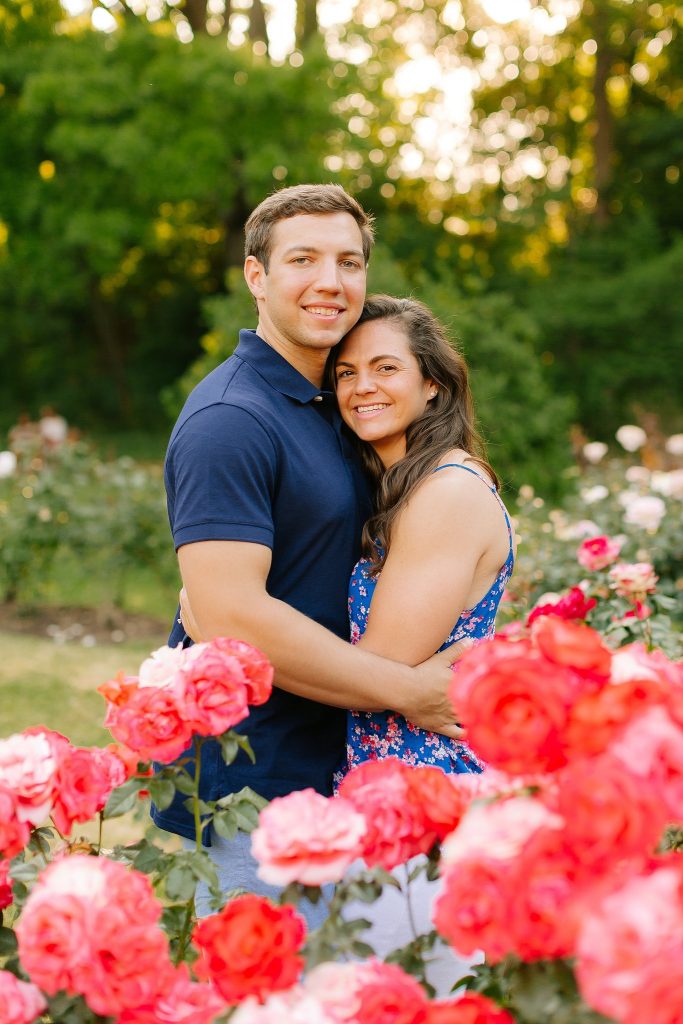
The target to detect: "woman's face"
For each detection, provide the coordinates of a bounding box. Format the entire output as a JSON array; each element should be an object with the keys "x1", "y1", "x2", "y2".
[{"x1": 334, "y1": 319, "x2": 435, "y2": 468}]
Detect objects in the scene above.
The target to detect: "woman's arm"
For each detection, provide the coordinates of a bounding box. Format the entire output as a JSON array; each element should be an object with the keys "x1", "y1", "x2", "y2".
[{"x1": 356, "y1": 468, "x2": 510, "y2": 665}]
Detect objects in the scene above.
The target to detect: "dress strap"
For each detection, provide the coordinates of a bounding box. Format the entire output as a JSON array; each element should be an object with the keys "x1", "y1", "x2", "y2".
[{"x1": 432, "y1": 462, "x2": 514, "y2": 555}]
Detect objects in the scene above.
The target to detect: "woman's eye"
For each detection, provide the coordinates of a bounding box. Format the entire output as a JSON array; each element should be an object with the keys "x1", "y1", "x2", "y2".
[
  {"x1": 336, "y1": 370, "x2": 353, "y2": 380},
  {"x1": 378, "y1": 364, "x2": 397, "y2": 373}
]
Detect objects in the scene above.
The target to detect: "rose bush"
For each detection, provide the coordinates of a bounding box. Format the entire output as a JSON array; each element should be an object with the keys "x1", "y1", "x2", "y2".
[{"x1": 0, "y1": 576, "x2": 681, "y2": 1021}]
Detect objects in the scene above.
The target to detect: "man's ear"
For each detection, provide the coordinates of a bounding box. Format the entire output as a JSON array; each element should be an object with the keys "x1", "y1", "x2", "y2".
[{"x1": 244, "y1": 255, "x2": 266, "y2": 300}]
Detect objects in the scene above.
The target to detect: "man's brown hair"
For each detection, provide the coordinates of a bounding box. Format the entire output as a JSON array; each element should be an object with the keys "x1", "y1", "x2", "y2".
[{"x1": 244, "y1": 184, "x2": 374, "y2": 270}]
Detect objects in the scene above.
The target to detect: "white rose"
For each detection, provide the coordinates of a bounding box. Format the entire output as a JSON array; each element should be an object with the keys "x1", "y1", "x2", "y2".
[
  {"x1": 582, "y1": 441, "x2": 608, "y2": 464},
  {"x1": 664, "y1": 433, "x2": 683, "y2": 457},
  {"x1": 623, "y1": 495, "x2": 666, "y2": 532},
  {"x1": 615, "y1": 424, "x2": 647, "y2": 452},
  {"x1": 0, "y1": 450, "x2": 17, "y2": 479}
]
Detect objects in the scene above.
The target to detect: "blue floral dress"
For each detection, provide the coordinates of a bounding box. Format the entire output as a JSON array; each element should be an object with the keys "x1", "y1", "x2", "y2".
[{"x1": 340, "y1": 463, "x2": 515, "y2": 779}]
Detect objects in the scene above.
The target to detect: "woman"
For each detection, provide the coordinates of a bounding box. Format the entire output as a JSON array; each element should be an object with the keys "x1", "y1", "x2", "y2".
[
  {"x1": 332, "y1": 294, "x2": 514, "y2": 779},
  {"x1": 331, "y1": 295, "x2": 515, "y2": 987}
]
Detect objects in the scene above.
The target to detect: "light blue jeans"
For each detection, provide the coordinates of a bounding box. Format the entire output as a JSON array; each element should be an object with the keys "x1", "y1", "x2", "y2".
[{"x1": 182, "y1": 831, "x2": 331, "y2": 931}]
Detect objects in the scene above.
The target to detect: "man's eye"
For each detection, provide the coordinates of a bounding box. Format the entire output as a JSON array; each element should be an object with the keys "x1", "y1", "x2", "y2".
[
  {"x1": 341, "y1": 260, "x2": 362, "y2": 270},
  {"x1": 292, "y1": 257, "x2": 311, "y2": 264}
]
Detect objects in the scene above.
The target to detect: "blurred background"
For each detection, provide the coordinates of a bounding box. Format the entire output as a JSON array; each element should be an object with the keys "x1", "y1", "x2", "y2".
[{"x1": 0, "y1": 0, "x2": 681, "y2": 742}]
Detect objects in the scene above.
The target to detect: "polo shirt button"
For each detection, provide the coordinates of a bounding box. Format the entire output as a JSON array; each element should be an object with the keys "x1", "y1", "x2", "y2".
[{"x1": 313, "y1": 395, "x2": 323, "y2": 402}]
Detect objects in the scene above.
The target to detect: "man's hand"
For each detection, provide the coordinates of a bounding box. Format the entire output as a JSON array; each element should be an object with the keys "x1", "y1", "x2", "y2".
[{"x1": 402, "y1": 640, "x2": 474, "y2": 739}]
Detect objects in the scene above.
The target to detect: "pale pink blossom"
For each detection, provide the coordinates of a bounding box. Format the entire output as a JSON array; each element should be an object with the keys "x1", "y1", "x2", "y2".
[
  {"x1": 580, "y1": 485, "x2": 608, "y2": 504},
  {"x1": 441, "y1": 797, "x2": 563, "y2": 867},
  {"x1": 650, "y1": 469, "x2": 683, "y2": 499},
  {"x1": 0, "y1": 970, "x2": 46, "y2": 1024},
  {"x1": 609, "y1": 561, "x2": 658, "y2": 600},
  {"x1": 0, "y1": 731, "x2": 58, "y2": 824},
  {"x1": 582, "y1": 441, "x2": 608, "y2": 464},
  {"x1": 231, "y1": 989, "x2": 335, "y2": 1024},
  {"x1": 138, "y1": 644, "x2": 199, "y2": 690},
  {"x1": 623, "y1": 494, "x2": 666, "y2": 531},
  {"x1": 664, "y1": 433, "x2": 683, "y2": 457},
  {"x1": 616, "y1": 424, "x2": 647, "y2": 452},
  {"x1": 252, "y1": 788, "x2": 366, "y2": 886},
  {"x1": 116, "y1": 964, "x2": 227, "y2": 1024},
  {"x1": 555, "y1": 519, "x2": 600, "y2": 541},
  {"x1": 0, "y1": 451, "x2": 17, "y2": 479}
]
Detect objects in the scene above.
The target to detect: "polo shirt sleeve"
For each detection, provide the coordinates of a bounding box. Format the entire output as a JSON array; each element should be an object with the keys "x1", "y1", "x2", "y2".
[{"x1": 166, "y1": 403, "x2": 278, "y2": 550}]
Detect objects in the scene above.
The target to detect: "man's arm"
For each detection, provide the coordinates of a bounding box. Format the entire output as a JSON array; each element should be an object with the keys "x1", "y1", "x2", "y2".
[{"x1": 178, "y1": 539, "x2": 462, "y2": 738}]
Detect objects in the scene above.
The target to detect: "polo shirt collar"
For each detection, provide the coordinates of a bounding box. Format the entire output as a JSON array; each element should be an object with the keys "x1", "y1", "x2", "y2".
[{"x1": 235, "y1": 329, "x2": 327, "y2": 404}]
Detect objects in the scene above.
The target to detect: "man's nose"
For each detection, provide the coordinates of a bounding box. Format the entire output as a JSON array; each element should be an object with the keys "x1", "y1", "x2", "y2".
[{"x1": 314, "y1": 257, "x2": 343, "y2": 292}]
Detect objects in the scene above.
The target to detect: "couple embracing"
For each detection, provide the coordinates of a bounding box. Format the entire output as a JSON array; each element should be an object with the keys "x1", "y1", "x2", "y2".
[{"x1": 153, "y1": 184, "x2": 514, "y2": 974}]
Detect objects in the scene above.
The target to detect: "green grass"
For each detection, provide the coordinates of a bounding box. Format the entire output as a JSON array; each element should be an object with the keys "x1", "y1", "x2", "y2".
[{"x1": 0, "y1": 632, "x2": 161, "y2": 745}]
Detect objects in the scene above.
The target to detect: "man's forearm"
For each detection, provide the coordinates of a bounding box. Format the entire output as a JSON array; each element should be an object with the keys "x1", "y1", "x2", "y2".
[{"x1": 196, "y1": 589, "x2": 416, "y2": 713}]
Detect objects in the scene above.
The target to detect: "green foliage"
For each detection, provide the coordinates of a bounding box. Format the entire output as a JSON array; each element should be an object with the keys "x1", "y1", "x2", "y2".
[
  {"x1": 0, "y1": 24, "x2": 357, "y2": 427},
  {"x1": 0, "y1": 440, "x2": 176, "y2": 608},
  {"x1": 525, "y1": 230, "x2": 683, "y2": 436}
]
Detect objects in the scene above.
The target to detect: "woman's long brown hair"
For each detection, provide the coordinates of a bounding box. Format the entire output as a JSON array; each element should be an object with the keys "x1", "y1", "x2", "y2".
[{"x1": 333, "y1": 295, "x2": 498, "y2": 576}]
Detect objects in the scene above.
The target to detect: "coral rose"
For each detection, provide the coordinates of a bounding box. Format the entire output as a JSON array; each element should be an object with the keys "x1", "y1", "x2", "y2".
[
  {"x1": 182, "y1": 645, "x2": 251, "y2": 737},
  {"x1": 105, "y1": 684, "x2": 194, "y2": 763},
  {"x1": 198, "y1": 637, "x2": 273, "y2": 706},
  {"x1": 576, "y1": 534, "x2": 622, "y2": 572},
  {"x1": 531, "y1": 616, "x2": 611, "y2": 681},
  {"x1": 251, "y1": 788, "x2": 366, "y2": 886},
  {"x1": 434, "y1": 856, "x2": 518, "y2": 961},
  {"x1": 192, "y1": 894, "x2": 306, "y2": 1004},
  {"x1": 0, "y1": 971, "x2": 46, "y2": 1024},
  {"x1": 449, "y1": 640, "x2": 573, "y2": 774}
]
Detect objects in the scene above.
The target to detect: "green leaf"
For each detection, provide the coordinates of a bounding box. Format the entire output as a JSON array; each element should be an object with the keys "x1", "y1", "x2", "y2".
[
  {"x1": 0, "y1": 926, "x2": 18, "y2": 956},
  {"x1": 164, "y1": 863, "x2": 198, "y2": 902},
  {"x1": 147, "y1": 776, "x2": 177, "y2": 811},
  {"x1": 103, "y1": 777, "x2": 146, "y2": 818},
  {"x1": 212, "y1": 810, "x2": 238, "y2": 841}
]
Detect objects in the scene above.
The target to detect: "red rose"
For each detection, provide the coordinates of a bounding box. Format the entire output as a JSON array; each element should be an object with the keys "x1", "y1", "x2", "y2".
[
  {"x1": 192, "y1": 894, "x2": 306, "y2": 1004},
  {"x1": 527, "y1": 586, "x2": 597, "y2": 626},
  {"x1": 428, "y1": 992, "x2": 515, "y2": 1023},
  {"x1": 354, "y1": 960, "x2": 429, "y2": 1024}
]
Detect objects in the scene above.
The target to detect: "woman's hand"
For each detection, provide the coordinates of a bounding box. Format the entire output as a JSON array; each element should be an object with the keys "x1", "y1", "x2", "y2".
[
  {"x1": 405, "y1": 639, "x2": 474, "y2": 739},
  {"x1": 179, "y1": 586, "x2": 203, "y2": 642}
]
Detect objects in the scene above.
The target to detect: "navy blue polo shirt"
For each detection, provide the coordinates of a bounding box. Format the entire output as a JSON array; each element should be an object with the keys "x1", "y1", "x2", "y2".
[{"x1": 152, "y1": 330, "x2": 370, "y2": 842}]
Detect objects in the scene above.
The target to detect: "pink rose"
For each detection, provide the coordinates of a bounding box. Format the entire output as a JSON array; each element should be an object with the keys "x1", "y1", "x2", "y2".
[
  {"x1": 609, "y1": 561, "x2": 658, "y2": 600},
  {"x1": 576, "y1": 858, "x2": 683, "y2": 1024},
  {"x1": 337, "y1": 759, "x2": 433, "y2": 869},
  {"x1": 182, "y1": 647, "x2": 250, "y2": 737},
  {"x1": 353, "y1": 960, "x2": 429, "y2": 1024},
  {"x1": 0, "y1": 784, "x2": 30, "y2": 858},
  {"x1": 577, "y1": 535, "x2": 622, "y2": 572},
  {"x1": 117, "y1": 964, "x2": 226, "y2": 1024},
  {"x1": 199, "y1": 637, "x2": 273, "y2": 706},
  {"x1": 610, "y1": 706, "x2": 683, "y2": 821},
  {"x1": 17, "y1": 855, "x2": 174, "y2": 1017},
  {"x1": 252, "y1": 788, "x2": 366, "y2": 886},
  {"x1": 0, "y1": 731, "x2": 58, "y2": 824},
  {"x1": 0, "y1": 971, "x2": 46, "y2": 1024},
  {"x1": 51, "y1": 744, "x2": 128, "y2": 835}
]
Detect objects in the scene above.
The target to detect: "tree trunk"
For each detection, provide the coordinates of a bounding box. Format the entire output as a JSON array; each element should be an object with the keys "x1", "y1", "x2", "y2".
[
  {"x1": 296, "y1": 0, "x2": 318, "y2": 47},
  {"x1": 248, "y1": 0, "x2": 268, "y2": 44},
  {"x1": 183, "y1": 0, "x2": 207, "y2": 33}
]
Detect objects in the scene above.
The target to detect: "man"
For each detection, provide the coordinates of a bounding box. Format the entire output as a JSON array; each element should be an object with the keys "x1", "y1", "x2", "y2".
[{"x1": 153, "y1": 184, "x2": 460, "y2": 918}]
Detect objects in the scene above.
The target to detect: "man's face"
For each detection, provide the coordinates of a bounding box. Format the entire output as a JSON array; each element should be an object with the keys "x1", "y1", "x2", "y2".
[{"x1": 244, "y1": 212, "x2": 367, "y2": 371}]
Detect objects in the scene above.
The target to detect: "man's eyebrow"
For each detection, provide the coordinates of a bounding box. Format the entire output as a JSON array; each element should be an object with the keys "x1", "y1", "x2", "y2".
[{"x1": 282, "y1": 245, "x2": 365, "y2": 259}]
